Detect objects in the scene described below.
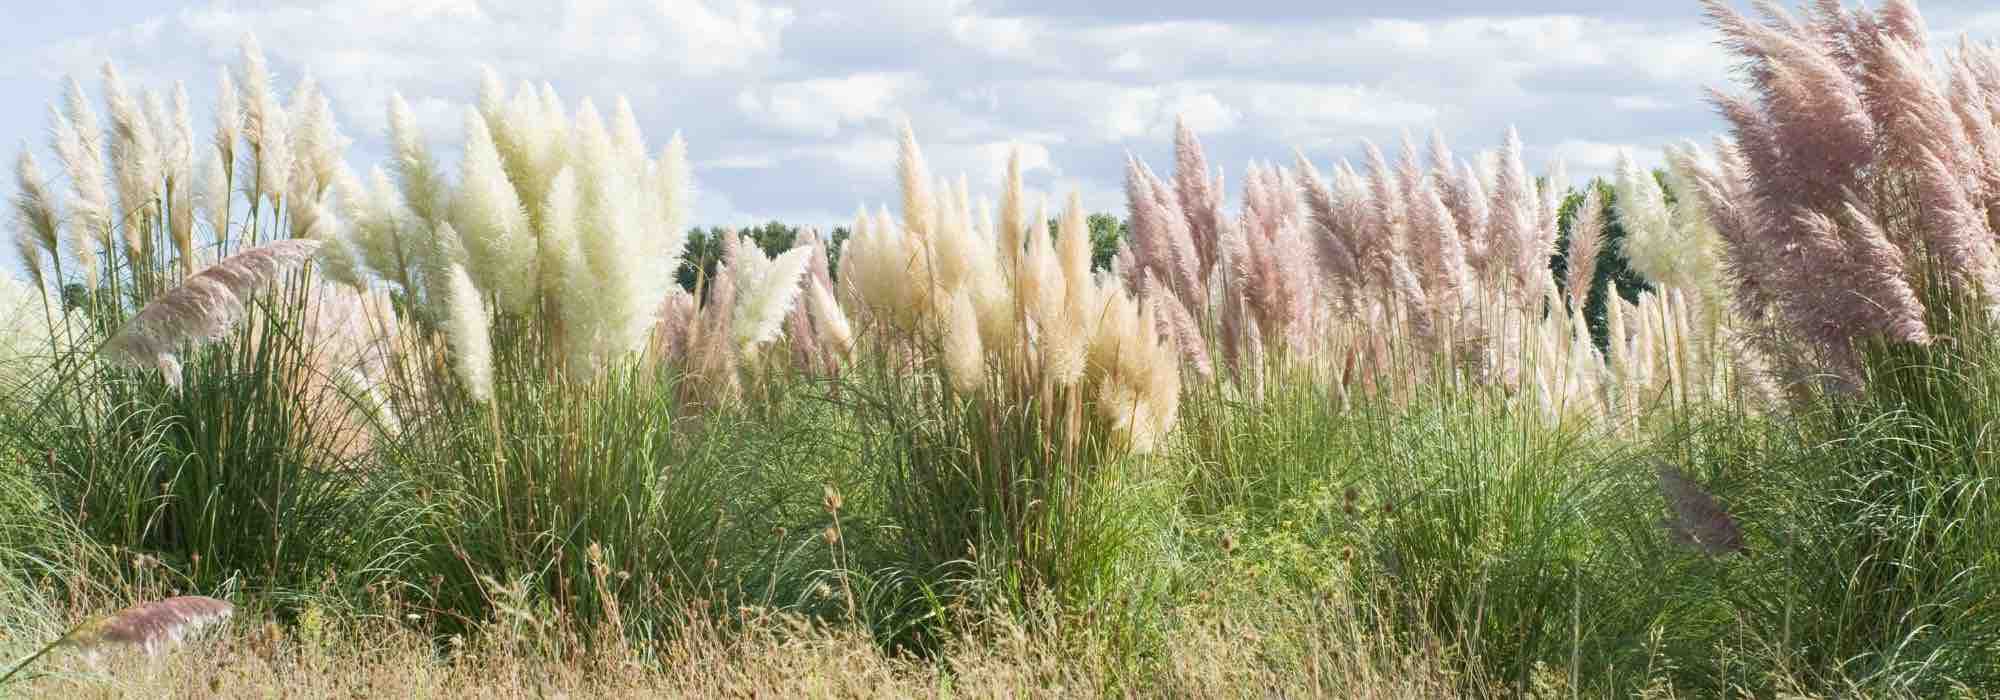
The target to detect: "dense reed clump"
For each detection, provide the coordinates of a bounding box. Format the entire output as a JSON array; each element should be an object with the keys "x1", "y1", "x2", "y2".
[
  {"x1": 0, "y1": 39, "x2": 404, "y2": 601},
  {"x1": 1682, "y1": 0, "x2": 2000, "y2": 389},
  {"x1": 1120, "y1": 123, "x2": 1622, "y2": 422},
  {"x1": 829, "y1": 127, "x2": 1181, "y2": 646}
]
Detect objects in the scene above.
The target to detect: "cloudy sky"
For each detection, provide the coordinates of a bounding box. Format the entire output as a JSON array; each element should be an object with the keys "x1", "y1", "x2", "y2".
[{"x1": 5, "y1": 0, "x2": 2000, "y2": 237}]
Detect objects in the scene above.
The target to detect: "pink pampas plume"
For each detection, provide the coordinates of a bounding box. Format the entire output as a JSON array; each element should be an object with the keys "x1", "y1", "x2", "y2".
[
  {"x1": 1172, "y1": 118, "x2": 1223, "y2": 279},
  {"x1": 1564, "y1": 187, "x2": 1606, "y2": 316},
  {"x1": 103, "y1": 239, "x2": 324, "y2": 384}
]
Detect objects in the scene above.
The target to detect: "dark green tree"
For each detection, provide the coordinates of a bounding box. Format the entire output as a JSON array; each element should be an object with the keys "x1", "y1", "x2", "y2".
[
  {"x1": 675, "y1": 221, "x2": 809, "y2": 294},
  {"x1": 1086, "y1": 213, "x2": 1127, "y2": 272}
]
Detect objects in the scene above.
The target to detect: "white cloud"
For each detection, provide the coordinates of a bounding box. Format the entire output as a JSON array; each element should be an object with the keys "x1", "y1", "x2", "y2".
[
  {"x1": 5, "y1": 0, "x2": 1748, "y2": 243},
  {"x1": 1611, "y1": 95, "x2": 1674, "y2": 112},
  {"x1": 1545, "y1": 140, "x2": 1662, "y2": 180},
  {"x1": 736, "y1": 72, "x2": 921, "y2": 137}
]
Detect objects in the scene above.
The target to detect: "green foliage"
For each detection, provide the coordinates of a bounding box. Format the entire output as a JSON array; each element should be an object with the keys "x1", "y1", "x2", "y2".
[
  {"x1": 381, "y1": 363, "x2": 826, "y2": 636},
  {"x1": 833, "y1": 362, "x2": 1173, "y2": 657},
  {"x1": 2, "y1": 273, "x2": 381, "y2": 598}
]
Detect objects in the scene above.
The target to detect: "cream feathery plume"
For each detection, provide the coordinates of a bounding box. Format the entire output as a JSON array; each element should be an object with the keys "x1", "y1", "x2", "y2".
[
  {"x1": 539, "y1": 167, "x2": 580, "y2": 304},
  {"x1": 48, "y1": 97, "x2": 106, "y2": 288},
  {"x1": 1564, "y1": 187, "x2": 1605, "y2": 316},
  {"x1": 297, "y1": 193, "x2": 363, "y2": 289},
  {"x1": 197, "y1": 147, "x2": 229, "y2": 240},
  {"x1": 898, "y1": 122, "x2": 934, "y2": 245},
  {"x1": 443, "y1": 261, "x2": 494, "y2": 403},
  {"x1": 12, "y1": 149, "x2": 61, "y2": 288},
  {"x1": 1037, "y1": 197, "x2": 1094, "y2": 388},
  {"x1": 102, "y1": 64, "x2": 161, "y2": 245},
  {"x1": 942, "y1": 287, "x2": 985, "y2": 394},
  {"x1": 450, "y1": 107, "x2": 535, "y2": 314},
  {"x1": 610, "y1": 96, "x2": 646, "y2": 173},
  {"x1": 213, "y1": 70, "x2": 240, "y2": 186},
  {"x1": 165, "y1": 82, "x2": 193, "y2": 184},
  {"x1": 929, "y1": 177, "x2": 978, "y2": 294},
  {"x1": 806, "y1": 276, "x2": 853, "y2": 357},
  {"x1": 730, "y1": 233, "x2": 814, "y2": 353},
  {"x1": 1020, "y1": 208, "x2": 1065, "y2": 335},
  {"x1": 1538, "y1": 159, "x2": 1567, "y2": 246},
  {"x1": 103, "y1": 239, "x2": 324, "y2": 384},
  {"x1": 387, "y1": 92, "x2": 445, "y2": 227},
  {"x1": 998, "y1": 148, "x2": 1025, "y2": 276},
  {"x1": 236, "y1": 37, "x2": 288, "y2": 206},
  {"x1": 167, "y1": 85, "x2": 196, "y2": 276},
  {"x1": 290, "y1": 77, "x2": 346, "y2": 200},
  {"x1": 477, "y1": 66, "x2": 507, "y2": 125}
]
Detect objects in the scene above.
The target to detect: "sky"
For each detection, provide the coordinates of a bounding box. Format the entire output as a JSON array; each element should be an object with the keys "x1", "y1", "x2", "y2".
[{"x1": 5, "y1": 0, "x2": 2000, "y2": 239}]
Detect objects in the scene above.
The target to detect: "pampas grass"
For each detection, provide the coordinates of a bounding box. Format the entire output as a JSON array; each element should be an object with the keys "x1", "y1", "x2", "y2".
[
  {"x1": 0, "y1": 596, "x2": 233, "y2": 686},
  {"x1": 102, "y1": 238, "x2": 324, "y2": 383},
  {"x1": 443, "y1": 258, "x2": 494, "y2": 403},
  {"x1": 9, "y1": 150, "x2": 60, "y2": 289}
]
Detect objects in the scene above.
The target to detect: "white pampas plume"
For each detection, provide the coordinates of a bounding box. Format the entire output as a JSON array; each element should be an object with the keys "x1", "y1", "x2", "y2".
[
  {"x1": 288, "y1": 76, "x2": 345, "y2": 199},
  {"x1": 898, "y1": 122, "x2": 934, "y2": 243},
  {"x1": 611, "y1": 96, "x2": 646, "y2": 172},
  {"x1": 12, "y1": 149, "x2": 61, "y2": 288},
  {"x1": 730, "y1": 233, "x2": 814, "y2": 352},
  {"x1": 103, "y1": 239, "x2": 323, "y2": 384},
  {"x1": 213, "y1": 70, "x2": 240, "y2": 182},
  {"x1": 999, "y1": 148, "x2": 1026, "y2": 275},
  {"x1": 943, "y1": 287, "x2": 985, "y2": 394},
  {"x1": 443, "y1": 260, "x2": 494, "y2": 403},
  {"x1": 51, "y1": 82, "x2": 108, "y2": 285},
  {"x1": 388, "y1": 92, "x2": 445, "y2": 227},
  {"x1": 237, "y1": 37, "x2": 288, "y2": 205},
  {"x1": 1056, "y1": 193, "x2": 1094, "y2": 306},
  {"x1": 805, "y1": 276, "x2": 853, "y2": 356},
  {"x1": 477, "y1": 66, "x2": 506, "y2": 124},
  {"x1": 450, "y1": 107, "x2": 534, "y2": 313},
  {"x1": 539, "y1": 167, "x2": 580, "y2": 302},
  {"x1": 166, "y1": 82, "x2": 193, "y2": 183},
  {"x1": 168, "y1": 84, "x2": 196, "y2": 276},
  {"x1": 102, "y1": 63, "x2": 161, "y2": 249}
]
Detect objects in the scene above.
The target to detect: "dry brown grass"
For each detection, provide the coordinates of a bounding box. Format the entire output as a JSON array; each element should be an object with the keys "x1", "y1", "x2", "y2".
[{"x1": 9, "y1": 599, "x2": 1491, "y2": 699}]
